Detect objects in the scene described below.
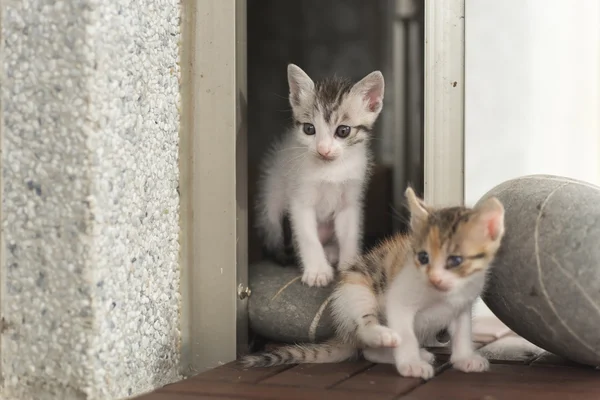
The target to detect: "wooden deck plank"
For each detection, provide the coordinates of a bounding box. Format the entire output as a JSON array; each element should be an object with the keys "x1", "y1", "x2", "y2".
[
  {"x1": 132, "y1": 347, "x2": 600, "y2": 400},
  {"x1": 133, "y1": 392, "x2": 239, "y2": 400},
  {"x1": 259, "y1": 360, "x2": 373, "y2": 388},
  {"x1": 189, "y1": 362, "x2": 294, "y2": 384},
  {"x1": 330, "y1": 363, "x2": 423, "y2": 396},
  {"x1": 401, "y1": 364, "x2": 600, "y2": 400},
  {"x1": 158, "y1": 381, "x2": 394, "y2": 400}
]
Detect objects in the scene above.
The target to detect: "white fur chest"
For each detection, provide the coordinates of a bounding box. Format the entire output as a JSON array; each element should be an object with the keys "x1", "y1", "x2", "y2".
[
  {"x1": 385, "y1": 266, "x2": 484, "y2": 342},
  {"x1": 290, "y1": 179, "x2": 354, "y2": 221},
  {"x1": 313, "y1": 181, "x2": 346, "y2": 222},
  {"x1": 288, "y1": 155, "x2": 368, "y2": 220}
]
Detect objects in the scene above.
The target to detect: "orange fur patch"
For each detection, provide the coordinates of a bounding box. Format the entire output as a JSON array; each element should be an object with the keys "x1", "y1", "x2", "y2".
[
  {"x1": 342, "y1": 271, "x2": 374, "y2": 288},
  {"x1": 427, "y1": 226, "x2": 441, "y2": 265}
]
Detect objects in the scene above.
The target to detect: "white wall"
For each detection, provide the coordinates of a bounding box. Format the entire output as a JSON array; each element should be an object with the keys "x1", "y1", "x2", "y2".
[{"x1": 465, "y1": 0, "x2": 600, "y2": 205}]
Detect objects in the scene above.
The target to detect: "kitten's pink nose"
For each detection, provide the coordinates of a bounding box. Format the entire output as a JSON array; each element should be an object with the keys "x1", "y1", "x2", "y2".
[
  {"x1": 318, "y1": 147, "x2": 332, "y2": 158},
  {"x1": 429, "y1": 275, "x2": 449, "y2": 291}
]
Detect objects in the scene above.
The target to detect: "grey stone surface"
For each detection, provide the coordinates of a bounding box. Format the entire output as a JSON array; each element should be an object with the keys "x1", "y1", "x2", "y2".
[
  {"x1": 2, "y1": 1, "x2": 181, "y2": 399},
  {"x1": 249, "y1": 261, "x2": 335, "y2": 343},
  {"x1": 478, "y1": 175, "x2": 600, "y2": 367}
]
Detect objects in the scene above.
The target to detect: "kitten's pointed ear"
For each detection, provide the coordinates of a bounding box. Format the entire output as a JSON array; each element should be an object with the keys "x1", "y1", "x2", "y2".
[
  {"x1": 287, "y1": 64, "x2": 314, "y2": 107},
  {"x1": 352, "y1": 71, "x2": 385, "y2": 114},
  {"x1": 475, "y1": 197, "x2": 505, "y2": 241},
  {"x1": 405, "y1": 187, "x2": 429, "y2": 228}
]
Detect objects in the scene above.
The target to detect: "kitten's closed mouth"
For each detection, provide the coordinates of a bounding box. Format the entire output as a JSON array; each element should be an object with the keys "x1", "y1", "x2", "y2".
[
  {"x1": 317, "y1": 154, "x2": 336, "y2": 162},
  {"x1": 430, "y1": 282, "x2": 451, "y2": 292}
]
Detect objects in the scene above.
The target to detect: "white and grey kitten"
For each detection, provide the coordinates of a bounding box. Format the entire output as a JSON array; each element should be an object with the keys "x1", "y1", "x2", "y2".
[{"x1": 255, "y1": 64, "x2": 385, "y2": 287}]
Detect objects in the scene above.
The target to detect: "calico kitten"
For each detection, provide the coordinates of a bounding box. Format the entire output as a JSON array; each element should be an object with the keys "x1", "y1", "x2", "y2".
[
  {"x1": 242, "y1": 187, "x2": 505, "y2": 380},
  {"x1": 255, "y1": 64, "x2": 385, "y2": 287}
]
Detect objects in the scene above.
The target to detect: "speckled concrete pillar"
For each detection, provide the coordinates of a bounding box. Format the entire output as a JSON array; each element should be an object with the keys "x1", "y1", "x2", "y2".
[{"x1": 1, "y1": 1, "x2": 181, "y2": 399}]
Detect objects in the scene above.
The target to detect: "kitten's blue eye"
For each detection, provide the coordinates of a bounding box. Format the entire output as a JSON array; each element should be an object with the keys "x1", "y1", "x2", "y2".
[
  {"x1": 335, "y1": 125, "x2": 351, "y2": 138},
  {"x1": 303, "y1": 123, "x2": 316, "y2": 135},
  {"x1": 417, "y1": 251, "x2": 429, "y2": 265},
  {"x1": 446, "y1": 255, "x2": 463, "y2": 269}
]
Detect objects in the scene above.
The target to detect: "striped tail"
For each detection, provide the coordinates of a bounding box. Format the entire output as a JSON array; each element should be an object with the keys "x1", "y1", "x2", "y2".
[{"x1": 240, "y1": 341, "x2": 357, "y2": 368}]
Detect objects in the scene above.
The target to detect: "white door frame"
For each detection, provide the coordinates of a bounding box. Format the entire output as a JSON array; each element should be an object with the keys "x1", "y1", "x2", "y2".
[
  {"x1": 423, "y1": 0, "x2": 465, "y2": 206},
  {"x1": 179, "y1": 0, "x2": 248, "y2": 375},
  {"x1": 424, "y1": 0, "x2": 494, "y2": 320}
]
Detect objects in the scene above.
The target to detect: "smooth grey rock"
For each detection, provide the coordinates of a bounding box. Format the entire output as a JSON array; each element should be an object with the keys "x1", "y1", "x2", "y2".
[
  {"x1": 248, "y1": 261, "x2": 335, "y2": 343},
  {"x1": 478, "y1": 175, "x2": 600, "y2": 367}
]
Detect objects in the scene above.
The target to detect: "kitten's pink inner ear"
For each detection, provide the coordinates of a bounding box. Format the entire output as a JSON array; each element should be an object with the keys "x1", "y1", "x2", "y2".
[
  {"x1": 477, "y1": 197, "x2": 504, "y2": 240},
  {"x1": 365, "y1": 88, "x2": 382, "y2": 113},
  {"x1": 354, "y1": 71, "x2": 384, "y2": 113},
  {"x1": 481, "y1": 211, "x2": 504, "y2": 240},
  {"x1": 486, "y1": 215, "x2": 500, "y2": 240}
]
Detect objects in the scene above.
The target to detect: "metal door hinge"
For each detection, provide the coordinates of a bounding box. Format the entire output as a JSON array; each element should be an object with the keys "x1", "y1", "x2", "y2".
[{"x1": 237, "y1": 284, "x2": 251, "y2": 300}]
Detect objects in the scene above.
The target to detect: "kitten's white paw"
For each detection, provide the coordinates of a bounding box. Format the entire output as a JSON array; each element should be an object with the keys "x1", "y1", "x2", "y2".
[
  {"x1": 360, "y1": 325, "x2": 401, "y2": 348},
  {"x1": 452, "y1": 353, "x2": 490, "y2": 373},
  {"x1": 302, "y1": 263, "x2": 334, "y2": 287},
  {"x1": 419, "y1": 348, "x2": 436, "y2": 364},
  {"x1": 396, "y1": 359, "x2": 435, "y2": 380}
]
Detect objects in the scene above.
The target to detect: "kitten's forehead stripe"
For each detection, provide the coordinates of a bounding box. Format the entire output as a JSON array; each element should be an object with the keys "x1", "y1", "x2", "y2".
[
  {"x1": 427, "y1": 207, "x2": 473, "y2": 243},
  {"x1": 428, "y1": 226, "x2": 441, "y2": 263},
  {"x1": 315, "y1": 76, "x2": 353, "y2": 106},
  {"x1": 314, "y1": 76, "x2": 354, "y2": 123}
]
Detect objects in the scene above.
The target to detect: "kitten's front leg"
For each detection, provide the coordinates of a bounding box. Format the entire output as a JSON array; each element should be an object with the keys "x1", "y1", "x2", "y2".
[
  {"x1": 449, "y1": 309, "x2": 489, "y2": 373},
  {"x1": 334, "y1": 282, "x2": 400, "y2": 348},
  {"x1": 335, "y1": 205, "x2": 361, "y2": 270},
  {"x1": 388, "y1": 309, "x2": 435, "y2": 380},
  {"x1": 290, "y1": 202, "x2": 334, "y2": 287}
]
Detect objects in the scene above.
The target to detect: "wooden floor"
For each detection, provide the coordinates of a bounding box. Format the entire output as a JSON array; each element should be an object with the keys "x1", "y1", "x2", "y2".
[{"x1": 134, "y1": 335, "x2": 600, "y2": 400}]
